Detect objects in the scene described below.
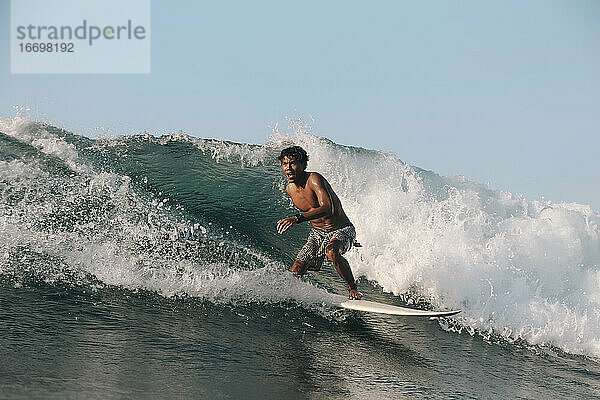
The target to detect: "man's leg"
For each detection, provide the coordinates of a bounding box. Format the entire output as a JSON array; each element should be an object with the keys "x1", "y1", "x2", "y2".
[
  {"x1": 324, "y1": 240, "x2": 362, "y2": 299},
  {"x1": 289, "y1": 259, "x2": 309, "y2": 276}
]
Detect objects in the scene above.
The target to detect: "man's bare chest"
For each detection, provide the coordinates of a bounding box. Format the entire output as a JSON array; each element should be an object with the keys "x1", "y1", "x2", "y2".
[{"x1": 289, "y1": 187, "x2": 318, "y2": 211}]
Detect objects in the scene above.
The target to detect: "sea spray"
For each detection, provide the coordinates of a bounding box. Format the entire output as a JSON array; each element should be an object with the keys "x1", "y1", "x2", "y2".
[
  {"x1": 0, "y1": 117, "x2": 331, "y2": 312},
  {"x1": 266, "y1": 120, "x2": 600, "y2": 356}
]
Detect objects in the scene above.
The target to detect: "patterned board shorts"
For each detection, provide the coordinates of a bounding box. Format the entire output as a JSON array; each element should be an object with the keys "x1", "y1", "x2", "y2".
[{"x1": 296, "y1": 223, "x2": 356, "y2": 271}]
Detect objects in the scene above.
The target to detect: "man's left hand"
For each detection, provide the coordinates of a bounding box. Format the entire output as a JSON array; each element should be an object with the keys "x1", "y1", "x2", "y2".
[{"x1": 277, "y1": 217, "x2": 297, "y2": 234}]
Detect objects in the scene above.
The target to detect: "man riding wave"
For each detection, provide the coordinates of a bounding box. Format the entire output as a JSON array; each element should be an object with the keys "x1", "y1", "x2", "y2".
[{"x1": 276, "y1": 146, "x2": 362, "y2": 299}]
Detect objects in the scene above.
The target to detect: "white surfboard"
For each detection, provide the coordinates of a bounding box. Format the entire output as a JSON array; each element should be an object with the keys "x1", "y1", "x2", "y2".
[{"x1": 332, "y1": 294, "x2": 461, "y2": 317}]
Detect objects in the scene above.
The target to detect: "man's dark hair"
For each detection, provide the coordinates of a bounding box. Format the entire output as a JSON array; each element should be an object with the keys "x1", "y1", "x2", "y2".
[{"x1": 278, "y1": 146, "x2": 309, "y2": 165}]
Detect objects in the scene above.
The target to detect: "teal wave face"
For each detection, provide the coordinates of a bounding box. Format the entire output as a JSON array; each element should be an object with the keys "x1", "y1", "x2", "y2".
[{"x1": 91, "y1": 135, "x2": 307, "y2": 259}]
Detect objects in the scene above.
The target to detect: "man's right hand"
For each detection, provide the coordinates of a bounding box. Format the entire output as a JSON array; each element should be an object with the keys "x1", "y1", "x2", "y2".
[{"x1": 277, "y1": 217, "x2": 297, "y2": 234}]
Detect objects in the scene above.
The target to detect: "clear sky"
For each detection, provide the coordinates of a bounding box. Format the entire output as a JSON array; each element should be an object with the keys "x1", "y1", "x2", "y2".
[{"x1": 1, "y1": 0, "x2": 599, "y2": 210}]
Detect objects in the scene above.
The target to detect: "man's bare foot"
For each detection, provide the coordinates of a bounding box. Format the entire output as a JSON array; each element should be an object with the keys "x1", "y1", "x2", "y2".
[{"x1": 348, "y1": 289, "x2": 363, "y2": 300}]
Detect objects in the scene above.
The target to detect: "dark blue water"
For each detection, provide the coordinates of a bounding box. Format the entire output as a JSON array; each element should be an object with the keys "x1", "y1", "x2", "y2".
[{"x1": 3, "y1": 283, "x2": 599, "y2": 399}]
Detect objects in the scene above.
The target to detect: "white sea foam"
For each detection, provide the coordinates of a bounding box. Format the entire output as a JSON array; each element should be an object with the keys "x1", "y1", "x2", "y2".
[
  {"x1": 262, "y1": 119, "x2": 600, "y2": 357},
  {"x1": 0, "y1": 116, "x2": 89, "y2": 173}
]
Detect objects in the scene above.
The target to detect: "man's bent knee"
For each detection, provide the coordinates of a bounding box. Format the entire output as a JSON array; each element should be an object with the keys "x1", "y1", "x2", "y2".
[
  {"x1": 325, "y1": 241, "x2": 342, "y2": 263},
  {"x1": 289, "y1": 260, "x2": 308, "y2": 276}
]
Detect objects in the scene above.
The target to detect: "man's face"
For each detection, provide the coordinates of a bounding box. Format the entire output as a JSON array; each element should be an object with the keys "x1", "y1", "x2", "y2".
[{"x1": 281, "y1": 155, "x2": 306, "y2": 183}]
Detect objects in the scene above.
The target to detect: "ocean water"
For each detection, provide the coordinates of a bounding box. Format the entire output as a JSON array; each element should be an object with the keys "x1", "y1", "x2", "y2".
[{"x1": 1, "y1": 116, "x2": 599, "y2": 399}]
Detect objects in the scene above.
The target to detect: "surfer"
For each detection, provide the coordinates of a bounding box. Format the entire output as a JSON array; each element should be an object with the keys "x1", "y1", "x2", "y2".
[{"x1": 276, "y1": 146, "x2": 363, "y2": 299}]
